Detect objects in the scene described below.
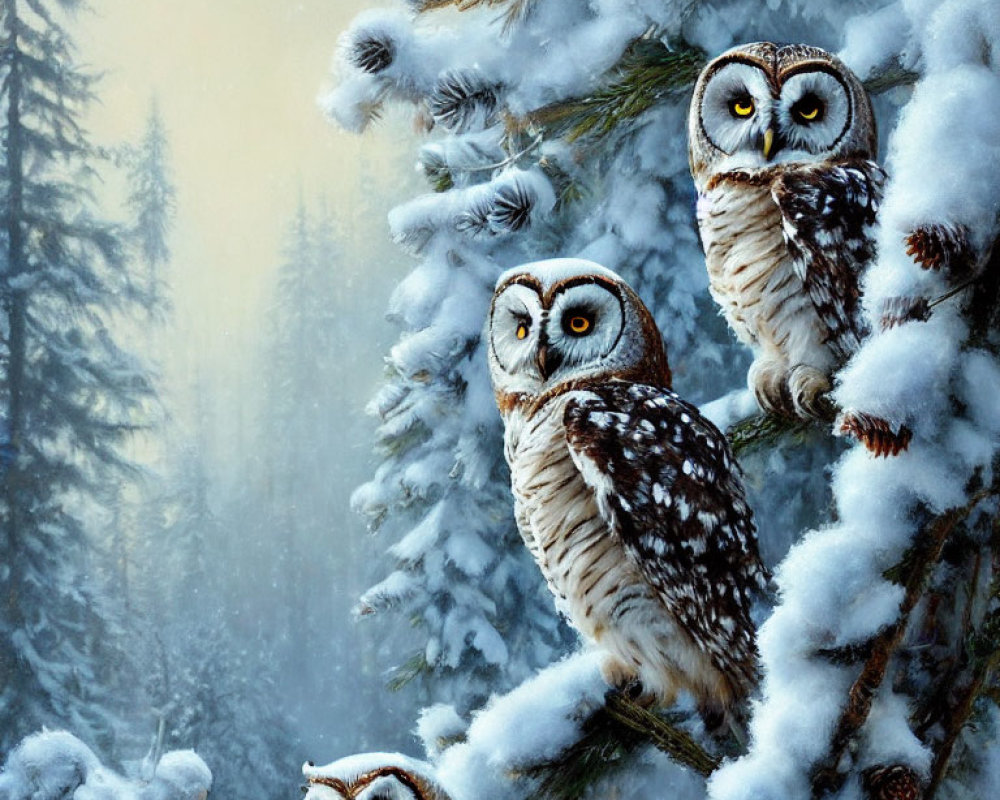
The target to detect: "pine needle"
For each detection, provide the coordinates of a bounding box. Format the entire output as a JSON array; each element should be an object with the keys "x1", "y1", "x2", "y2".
[
  {"x1": 386, "y1": 651, "x2": 431, "y2": 692},
  {"x1": 414, "y1": 0, "x2": 536, "y2": 33},
  {"x1": 523, "y1": 692, "x2": 720, "y2": 800},
  {"x1": 516, "y1": 38, "x2": 705, "y2": 143},
  {"x1": 603, "y1": 693, "x2": 721, "y2": 776}
]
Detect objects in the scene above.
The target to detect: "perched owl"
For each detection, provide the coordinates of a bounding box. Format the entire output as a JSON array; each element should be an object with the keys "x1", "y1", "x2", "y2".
[
  {"x1": 487, "y1": 257, "x2": 768, "y2": 728},
  {"x1": 688, "y1": 42, "x2": 883, "y2": 420},
  {"x1": 303, "y1": 755, "x2": 451, "y2": 800}
]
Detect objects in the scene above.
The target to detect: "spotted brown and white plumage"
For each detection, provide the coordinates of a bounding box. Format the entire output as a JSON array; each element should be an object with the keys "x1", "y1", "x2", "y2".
[
  {"x1": 773, "y1": 159, "x2": 884, "y2": 360},
  {"x1": 689, "y1": 42, "x2": 883, "y2": 419},
  {"x1": 563, "y1": 383, "x2": 767, "y2": 705},
  {"x1": 487, "y1": 258, "x2": 767, "y2": 726}
]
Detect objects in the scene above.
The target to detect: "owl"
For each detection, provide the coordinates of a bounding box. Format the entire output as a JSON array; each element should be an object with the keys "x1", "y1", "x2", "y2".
[
  {"x1": 487, "y1": 257, "x2": 768, "y2": 728},
  {"x1": 688, "y1": 42, "x2": 884, "y2": 420},
  {"x1": 303, "y1": 755, "x2": 451, "y2": 800}
]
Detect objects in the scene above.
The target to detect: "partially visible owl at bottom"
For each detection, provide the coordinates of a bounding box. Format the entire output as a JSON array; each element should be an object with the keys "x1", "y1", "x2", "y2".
[
  {"x1": 303, "y1": 755, "x2": 451, "y2": 800},
  {"x1": 487, "y1": 258, "x2": 768, "y2": 728},
  {"x1": 688, "y1": 41, "x2": 884, "y2": 420}
]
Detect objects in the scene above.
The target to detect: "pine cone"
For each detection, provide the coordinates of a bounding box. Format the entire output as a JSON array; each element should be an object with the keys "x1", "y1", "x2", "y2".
[
  {"x1": 837, "y1": 411, "x2": 912, "y2": 457},
  {"x1": 904, "y1": 223, "x2": 973, "y2": 274},
  {"x1": 880, "y1": 296, "x2": 932, "y2": 331},
  {"x1": 861, "y1": 764, "x2": 923, "y2": 800}
]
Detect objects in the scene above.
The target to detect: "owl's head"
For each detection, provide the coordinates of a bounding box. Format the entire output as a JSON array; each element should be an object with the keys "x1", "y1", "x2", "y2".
[
  {"x1": 688, "y1": 42, "x2": 876, "y2": 181},
  {"x1": 487, "y1": 258, "x2": 671, "y2": 411},
  {"x1": 303, "y1": 755, "x2": 451, "y2": 800}
]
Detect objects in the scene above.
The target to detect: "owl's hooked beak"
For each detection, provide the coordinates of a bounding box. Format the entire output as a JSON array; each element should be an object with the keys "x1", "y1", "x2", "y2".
[
  {"x1": 535, "y1": 343, "x2": 562, "y2": 380},
  {"x1": 762, "y1": 127, "x2": 775, "y2": 160}
]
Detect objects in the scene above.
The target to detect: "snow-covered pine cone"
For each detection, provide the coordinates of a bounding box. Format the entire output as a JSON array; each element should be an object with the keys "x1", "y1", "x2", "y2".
[
  {"x1": 861, "y1": 764, "x2": 923, "y2": 800},
  {"x1": 905, "y1": 223, "x2": 974, "y2": 274},
  {"x1": 837, "y1": 410, "x2": 913, "y2": 457},
  {"x1": 428, "y1": 69, "x2": 500, "y2": 133}
]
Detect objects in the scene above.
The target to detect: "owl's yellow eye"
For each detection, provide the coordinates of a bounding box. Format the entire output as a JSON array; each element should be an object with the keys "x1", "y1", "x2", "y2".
[
  {"x1": 729, "y1": 96, "x2": 755, "y2": 118},
  {"x1": 792, "y1": 93, "x2": 824, "y2": 123},
  {"x1": 563, "y1": 313, "x2": 594, "y2": 337},
  {"x1": 516, "y1": 322, "x2": 529, "y2": 340}
]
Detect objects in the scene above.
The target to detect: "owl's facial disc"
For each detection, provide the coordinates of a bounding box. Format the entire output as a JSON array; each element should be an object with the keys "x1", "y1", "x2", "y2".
[
  {"x1": 488, "y1": 276, "x2": 626, "y2": 393},
  {"x1": 776, "y1": 68, "x2": 851, "y2": 156},
  {"x1": 489, "y1": 281, "x2": 545, "y2": 384},
  {"x1": 544, "y1": 282, "x2": 625, "y2": 381},
  {"x1": 699, "y1": 61, "x2": 773, "y2": 160}
]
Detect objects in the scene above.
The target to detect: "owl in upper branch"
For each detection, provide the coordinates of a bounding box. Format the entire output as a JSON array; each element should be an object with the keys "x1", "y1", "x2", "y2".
[
  {"x1": 487, "y1": 258, "x2": 768, "y2": 728},
  {"x1": 688, "y1": 42, "x2": 884, "y2": 420}
]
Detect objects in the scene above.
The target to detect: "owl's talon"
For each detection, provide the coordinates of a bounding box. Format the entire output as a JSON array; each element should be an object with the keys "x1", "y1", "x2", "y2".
[
  {"x1": 600, "y1": 654, "x2": 639, "y2": 695},
  {"x1": 748, "y1": 358, "x2": 789, "y2": 416},
  {"x1": 787, "y1": 364, "x2": 833, "y2": 420}
]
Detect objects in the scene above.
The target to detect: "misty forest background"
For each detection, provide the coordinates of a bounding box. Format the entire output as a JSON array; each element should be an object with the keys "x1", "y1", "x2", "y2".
[
  {"x1": 0, "y1": 1, "x2": 426, "y2": 798},
  {"x1": 3, "y1": 1, "x2": 1000, "y2": 800}
]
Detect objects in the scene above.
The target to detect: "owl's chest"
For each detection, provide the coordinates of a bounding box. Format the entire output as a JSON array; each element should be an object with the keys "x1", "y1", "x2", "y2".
[
  {"x1": 503, "y1": 400, "x2": 645, "y2": 639},
  {"x1": 697, "y1": 178, "x2": 808, "y2": 347}
]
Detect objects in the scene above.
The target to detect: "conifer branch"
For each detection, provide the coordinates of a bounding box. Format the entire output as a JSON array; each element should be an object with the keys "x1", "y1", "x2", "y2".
[
  {"x1": 514, "y1": 38, "x2": 705, "y2": 143},
  {"x1": 862, "y1": 61, "x2": 919, "y2": 94},
  {"x1": 726, "y1": 412, "x2": 826, "y2": 457},
  {"x1": 522, "y1": 692, "x2": 721, "y2": 799},
  {"x1": 603, "y1": 693, "x2": 721, "y2": 776},
  {"x1": 926, "y1": 608, "x2": 1000, "y2": 798},
  {"x1": 811, "y1": 486, "x2": 1000, "y2": 798},
  {"x1": 386, "y1": 651, "x2": 432, "y2": 692}
]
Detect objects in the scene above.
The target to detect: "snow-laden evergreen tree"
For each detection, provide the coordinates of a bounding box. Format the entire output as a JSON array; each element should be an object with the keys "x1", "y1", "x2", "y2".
[
  {"x1": 326, "y1": 1, "x2": 1000, "y2": 798},
  {"x1": 0, "y1": 0, "x2": 155, "y2": 758},
  {"x1": 257, "y1": 201, "x2": 369, "y2": 732},
  {"x1": 325, "y1": 0, "x2": 842, "y2": 723}
]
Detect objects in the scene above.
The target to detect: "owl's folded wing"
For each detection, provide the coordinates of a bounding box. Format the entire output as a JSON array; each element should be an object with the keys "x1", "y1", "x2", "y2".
[
  {"x1": 771, "y1": 158, "x2": 885, "y2": 361},
  {"x1": 562, "y1": 382, "x2": 766, "y2": 686}
]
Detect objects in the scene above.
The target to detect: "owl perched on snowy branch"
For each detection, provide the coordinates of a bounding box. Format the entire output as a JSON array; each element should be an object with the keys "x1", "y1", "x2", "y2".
[
  {"x1": 487, "y1": 258, "x2": 768, "y2": 730},
  {"x1": 688, "y1": 42, "x2": 883, "y2": 422}
]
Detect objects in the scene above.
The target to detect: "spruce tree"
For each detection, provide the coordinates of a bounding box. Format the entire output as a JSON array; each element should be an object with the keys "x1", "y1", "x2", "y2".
[
  {"x1": 0, "y1": 0, "x2": 154, "y2": 757},
  {"x1": 126, "y1": 96, "x2": 175, "y2": 314}
]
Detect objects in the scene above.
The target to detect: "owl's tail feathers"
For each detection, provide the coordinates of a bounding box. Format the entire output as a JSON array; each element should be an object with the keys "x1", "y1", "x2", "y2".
[{"x1": 835, "y1": 410, "x2": 912, "y2": 458}]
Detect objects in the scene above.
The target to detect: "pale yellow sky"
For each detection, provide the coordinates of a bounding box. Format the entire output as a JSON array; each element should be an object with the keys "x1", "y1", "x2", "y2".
[{"x1": 73, "y1": 0, "x2": 408, "y2": 379}]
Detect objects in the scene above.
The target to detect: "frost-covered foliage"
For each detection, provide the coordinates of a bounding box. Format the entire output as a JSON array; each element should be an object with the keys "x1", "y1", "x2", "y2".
[
  {"x1": 713, "y1": 2, "x2": 1000, "y2": 799},
  {"x1": 327, "y1": 0, "x2": 1000, "y2": 798},
  {"x1": 326, "y1": 0, "x2": 854, "y2": 720},
  {"x1": 0, "y1": 731, "x2": 211, "y2": 800}
]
